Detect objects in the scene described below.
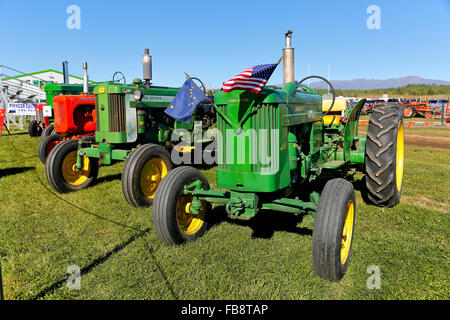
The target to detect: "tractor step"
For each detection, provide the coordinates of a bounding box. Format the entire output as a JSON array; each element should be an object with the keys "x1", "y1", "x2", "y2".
[{"x1": 322, "y1": 160, "x2": 347, "y2": 169}]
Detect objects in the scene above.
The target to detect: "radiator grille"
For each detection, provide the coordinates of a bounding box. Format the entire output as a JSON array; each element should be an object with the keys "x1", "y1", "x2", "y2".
[
  {"x1": 95, "y1": 94, "x2": 99, "y2": 132},
  {"x1": 108, "y1": 94, "x2": 126, "y2": 132},
  {"x1": 36, "y1": 109, "x2": 44, "y2": 123}
]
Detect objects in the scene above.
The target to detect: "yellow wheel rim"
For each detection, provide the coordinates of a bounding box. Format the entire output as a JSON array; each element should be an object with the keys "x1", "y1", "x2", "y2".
[
  {"x1": 140, "y1": 158, "x2": 168, "y2": 199},
  {"x1": 61, "y1": 151, "x2": 91, "y2": 186},
  {"x1": 176, "y1": 194, "x2": 205, "y2": 235},
  {"x1": 341, "y1": 200, "x2": 354, "y2": 265},
  {"x1": 396, "y1": 122, "x2": 404, "y2": 192}
]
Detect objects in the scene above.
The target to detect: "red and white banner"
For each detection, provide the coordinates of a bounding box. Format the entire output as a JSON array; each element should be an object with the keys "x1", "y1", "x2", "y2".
[{"x1": 0, "y1": 109, "x2": 6, "y2": 137}]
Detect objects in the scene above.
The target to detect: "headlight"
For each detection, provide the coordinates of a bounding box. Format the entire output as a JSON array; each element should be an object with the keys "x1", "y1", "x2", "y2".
[{"x1": 134, "y1": 90, "x2": 143, "y2": 101}]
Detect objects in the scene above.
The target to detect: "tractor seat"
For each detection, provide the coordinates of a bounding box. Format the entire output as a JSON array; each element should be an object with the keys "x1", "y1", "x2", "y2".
[{"x1": 322, "y1": 99, "x2": 347, "y2": 125}]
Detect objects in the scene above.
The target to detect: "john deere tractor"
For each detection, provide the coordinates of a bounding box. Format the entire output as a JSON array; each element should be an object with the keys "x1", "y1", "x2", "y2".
[
  {"x1": 152, "y1": 31, "x2": 404, "y2": 281},
  {"x1": 45, "y1": 49, "x2": 216, "y2": 207}
]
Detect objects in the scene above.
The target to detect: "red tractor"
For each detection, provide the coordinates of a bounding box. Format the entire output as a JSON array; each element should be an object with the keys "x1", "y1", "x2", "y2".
[
  {"x1": 400, "y1": 99, "x2": 437, "y2": 119},
  {"x1": 38, "y1": 94, "x2": 96, "y2": 163}
]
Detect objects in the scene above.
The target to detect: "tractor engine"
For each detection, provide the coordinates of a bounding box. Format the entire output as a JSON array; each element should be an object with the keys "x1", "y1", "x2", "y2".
[{"x1": 53, "y1": 95, "x2": 96, "y2": 134}]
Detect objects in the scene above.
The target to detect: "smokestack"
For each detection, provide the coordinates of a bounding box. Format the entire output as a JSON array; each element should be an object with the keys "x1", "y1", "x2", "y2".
[
  {"x1": 283, "y1": 30, "x2": 294, "y2": 85},
  {"x1": 83, "y1": 62, "x2": 89, "y2": 93},
  {"x1": 143, "y1": 48, "x2": 152, "y2": 88},
  {"x1": 62, "y1": 61, "x2": 70, "y2": 84}
]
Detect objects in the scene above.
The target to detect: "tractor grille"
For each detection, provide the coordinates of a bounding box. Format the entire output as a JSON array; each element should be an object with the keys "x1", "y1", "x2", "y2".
[
  {"x1": 36, "y1": 109, "x2": 44, "y2": 123},
  {"x1": 95, "y1": 94, "x2": 99, "y2": 132},
  {"x1": 108, "y1": 94, "x2": 126, "y2": 132}
]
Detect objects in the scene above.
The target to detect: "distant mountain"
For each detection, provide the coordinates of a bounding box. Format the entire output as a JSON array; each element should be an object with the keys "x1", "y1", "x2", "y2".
[{"x1": 309, "y1": 76, "x2": 450, "y2": 90}]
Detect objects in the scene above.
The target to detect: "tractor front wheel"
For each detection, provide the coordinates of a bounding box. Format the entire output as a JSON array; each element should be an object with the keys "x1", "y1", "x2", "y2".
[
  {"x1": 45, "y1": 139, "x2": 99, "y2": 193},
  {"x1": 122, "y1": 144, "x2": 173, "y2": 207},
  {"x1": 402, "y1": 105, "x2": 414, "y2": 118},
  {"x1": 38, "y1": 134, "x2": 63, "y2": 164},
  {"x1": 364, "y1": 103, "x2": 404, "y2": 207},
  {"x1": 41, "y1": 124, "x2": 55, "y2": 140},
  {"x1": 153, "y1": 166, "x2": 211, "y2": 245},
  {"x1": 312, "y1": 178, "x2": 356, "y2": 281},
  {"x1": 28, "y1": 120, "x2": 41, "y2": 137}
]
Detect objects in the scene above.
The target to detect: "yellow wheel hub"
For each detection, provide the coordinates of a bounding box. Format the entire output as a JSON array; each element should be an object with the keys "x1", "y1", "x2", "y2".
[
  {"x1": 176, "y1": 195, "x2": 205, "y2": 235},
  {"x1": 341, "y1": 200, "x2": 354, "y2": 265},
  {"x1": 61, "y1": 151, "x2": 91, "y2": 186},
  {"x1": 396, "y1": 122, "x2": 404, "y2": 192},
  {"x1": 140, "y1": 158, "x2": 168, "y2": 199}
]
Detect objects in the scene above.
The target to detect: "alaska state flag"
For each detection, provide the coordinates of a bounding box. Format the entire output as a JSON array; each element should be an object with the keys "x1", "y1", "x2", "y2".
[{"x1": 165, "y1": 79, "x2": 208, "y2": 123}]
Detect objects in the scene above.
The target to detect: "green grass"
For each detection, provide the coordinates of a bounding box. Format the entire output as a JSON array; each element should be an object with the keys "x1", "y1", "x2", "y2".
[{"x1": 0, "y1": 127, "x2": 448, "y2": 300}]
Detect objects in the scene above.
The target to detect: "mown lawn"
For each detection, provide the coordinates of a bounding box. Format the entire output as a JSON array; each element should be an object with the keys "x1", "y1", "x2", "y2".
[{"x1": 0, "y1": 126, "x2": 448, "y2": 300}]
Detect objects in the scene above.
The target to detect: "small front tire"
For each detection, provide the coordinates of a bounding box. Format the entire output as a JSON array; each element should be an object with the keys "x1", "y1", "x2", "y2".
[
  {"x1": 122, "y1": 144, "x2": 173, "y2": 207},
  {"x1": 45, "y1": 139, "x2": 99, "y2": 193},
  {"x1": 153, "y1": 166, "x2": 211, "y2": 245},
  {"x1": 312, "y1": 178, "x2": 356, "y2": 281},
  {"x1": 38, "y1": 134, "x2": 63, "y2": 164}
]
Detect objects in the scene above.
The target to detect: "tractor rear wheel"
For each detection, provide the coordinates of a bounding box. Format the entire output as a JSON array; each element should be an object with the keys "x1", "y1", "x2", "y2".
[
  {"x1": 153, "y1": 166, "x2": 211, "y2": 245},
  {"x1": 46, "y1": 139, "x2": 99, "y2": 193},
  {"x1": 122, "y1": 144, "x2": 173, "y2": 207},
  {"x1": 38, "y1": 134, "x2": 63, "y2": 164},
  {"x1": 364, "y1": 103, "x2": 404, "y2": 207},
  {"x1": 41, "y1": 124, "x2": 55, "y2": 140},
  {"x1": 312, "y1": 178, "x2": 356, "y2": 281},
  {"x1": 28, "y1": 120, "x2": 41, "y2": 137},
  {"x1": 402, "y1": 104, "x2": 414, "y2": 118}
]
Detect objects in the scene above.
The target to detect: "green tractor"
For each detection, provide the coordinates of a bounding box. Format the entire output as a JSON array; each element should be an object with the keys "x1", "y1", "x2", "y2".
[
  {"x1": 152, "y1": 31, "x2": 404, "y2": 280},
  {"x1": 45, "y1": 49, "x2": 216, "y2": 207}
]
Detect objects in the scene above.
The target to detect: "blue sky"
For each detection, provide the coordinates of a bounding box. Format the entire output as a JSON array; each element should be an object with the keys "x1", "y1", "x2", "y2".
[{"x1": 0, "y1": 0, "x2": 449, "y2": 87}]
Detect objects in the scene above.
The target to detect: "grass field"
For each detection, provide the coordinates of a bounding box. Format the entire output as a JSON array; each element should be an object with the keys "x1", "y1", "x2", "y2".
[{"x1": 0, "y1": 124, "x2": 449, "y2": 300}]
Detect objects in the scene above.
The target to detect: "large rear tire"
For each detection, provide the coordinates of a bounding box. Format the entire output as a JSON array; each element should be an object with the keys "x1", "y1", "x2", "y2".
[
  {"x1": 45, "y1": 139, "x2": 99, "y2": 193},
  {"x1": 122, "y1": 144, "x2": 173, "y2": 207},
  {"x1": 364, "y1": 103, "x2": 404, "y2": 207},
  {"x1": 312, "y1": 178, "x2": 356, "y2": 281},
  {"x1": 153, "y1": 166, "x2": 211, "y2": 245},
  {"x1": 38, "y1": 134, "x2": 63, "y2": 164}
]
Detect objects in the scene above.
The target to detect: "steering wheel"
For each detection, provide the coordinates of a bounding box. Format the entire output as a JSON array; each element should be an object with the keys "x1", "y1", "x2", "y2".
[
  {"x1": 112, "y1": 71, "x2": 126, "y2": 84},
  {"x1": 190, "y1": 77, "x2": 207, "y2": 95},
  {"x1": 295, "y1": 75, "x2": 335, "y2": 116}
]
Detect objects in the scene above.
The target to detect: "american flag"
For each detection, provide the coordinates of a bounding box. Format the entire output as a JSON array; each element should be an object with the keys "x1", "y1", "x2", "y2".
[{"x1": 222, "y1": 63, "x2": 278, "y2": 94}]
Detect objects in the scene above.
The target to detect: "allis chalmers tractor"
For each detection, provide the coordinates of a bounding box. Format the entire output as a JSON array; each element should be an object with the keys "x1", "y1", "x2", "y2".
[
  {"x1": 38, "y1": 63, "x2": 96, "y2": 163},
  {"x1": 45, "y1": 49, "x2": 215, "y2": 208},
  {"x1": 28, "y1": 82, "x2": 96, "y2": 138},
  {"x1": 152, "y1": 31, "x2": 404, "y2": 281},
  {"x1": 400, "y1": 99, "x2": 438, "y2": 119}
]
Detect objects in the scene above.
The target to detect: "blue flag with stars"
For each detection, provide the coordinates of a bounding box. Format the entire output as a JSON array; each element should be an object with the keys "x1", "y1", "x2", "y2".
[{"x1": 165, "y1": 79, "x2": 208, "y2": 123}]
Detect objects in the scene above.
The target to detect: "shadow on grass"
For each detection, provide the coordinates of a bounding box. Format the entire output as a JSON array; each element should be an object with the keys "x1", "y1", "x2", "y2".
[
  {"x1": 0, "y1": 166, "x2": 34, "y2": 179},
  {"x1": 95, "y1": 173, "x2": 122, "y2": 185},
  {"x1": 4, "y1": 132, "x2": 29, "y2": 136},
  {"x1": 208, "y1": 206, "x2": 312, "y2": 239},
  {"x1": 32, "y1": 228, "x2": 154, "y2": 300}
]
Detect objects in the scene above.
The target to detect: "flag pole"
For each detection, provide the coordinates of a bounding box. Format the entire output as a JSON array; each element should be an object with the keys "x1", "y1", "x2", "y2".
[
  {"x1": 184, "y1": 72, "x2": 239, "y2": 131},
  {"x1": 237, "y1": 57, "x2": 283, "y2": 128}
]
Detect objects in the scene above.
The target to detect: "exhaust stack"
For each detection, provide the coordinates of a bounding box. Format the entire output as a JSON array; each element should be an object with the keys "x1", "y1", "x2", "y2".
[
  {"x1": 62, "y1": 61, "x2": 70, "y2": 84},
  {"x1": 83, "y1": 62, "x2": 89, "y2": 93},
  {"x1": 143, "y1": 48, "x2": 152, "y2": 88},
  {"x1": 283, "y1": 30, "x2": 294, "y2": 85}
]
